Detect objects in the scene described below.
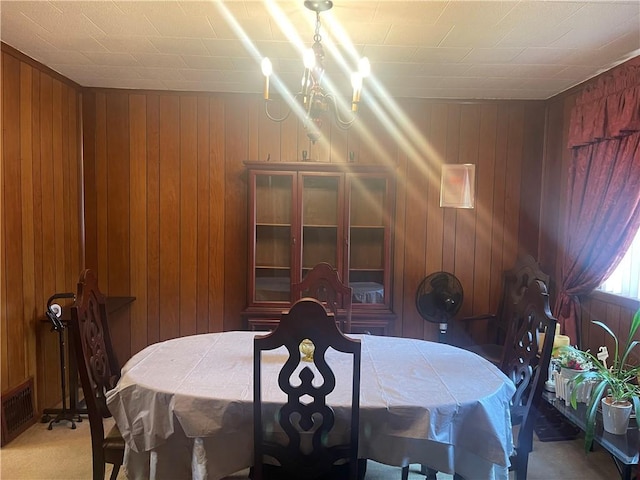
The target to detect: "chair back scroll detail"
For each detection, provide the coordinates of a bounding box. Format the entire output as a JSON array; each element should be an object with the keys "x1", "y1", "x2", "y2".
[
  {"x1": 69, "y1": 269, "x2": 124, "y2": 480},
  {"x1": 253, "y1": 298, "x2": 361, "y2": 480},
  {"x1": 292, "y1": 262, "x2": 353, "y2": 333}
]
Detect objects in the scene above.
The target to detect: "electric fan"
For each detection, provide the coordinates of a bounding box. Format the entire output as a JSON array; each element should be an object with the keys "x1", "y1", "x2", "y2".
[{"x1": 415, "y1": 272, "x2": 464, "y2": 342}]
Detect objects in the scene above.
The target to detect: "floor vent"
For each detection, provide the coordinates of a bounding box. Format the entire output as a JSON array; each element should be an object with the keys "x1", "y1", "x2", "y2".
[{"x1": 1, "y1": 377, "x2": 36, "y2": 446}]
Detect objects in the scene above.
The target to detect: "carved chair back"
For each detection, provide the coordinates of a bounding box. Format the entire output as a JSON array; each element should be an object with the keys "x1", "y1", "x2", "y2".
[
  {"x1": 292, "y1": 262, "x2": 353, "y2": 333},
  {"x1": 495, "y1": 255, "x2": 551, "y2": 346},
  {"x1": 253, "y1": 298, "x2": 361, "y2": 480},
  {"x1": 500, "y1": 279, "x2": 557, "y2": 479},
  {"x1": 70, "y1": 269, "x2": 124, "y2": 480}
]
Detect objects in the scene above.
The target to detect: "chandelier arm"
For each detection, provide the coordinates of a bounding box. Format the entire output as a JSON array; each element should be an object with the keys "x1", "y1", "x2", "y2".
[
  {"x1": 325, "y1": 94, "x2": 356, "y2": 129},
  {"x1": 264, "y1": 100, "x2": 292, "y2": 123}
]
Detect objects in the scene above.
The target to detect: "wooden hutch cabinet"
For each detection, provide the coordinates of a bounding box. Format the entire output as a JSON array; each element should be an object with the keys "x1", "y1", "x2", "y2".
[{"x1": 243, "y1": 161, "x2": 396, "y2": 334}]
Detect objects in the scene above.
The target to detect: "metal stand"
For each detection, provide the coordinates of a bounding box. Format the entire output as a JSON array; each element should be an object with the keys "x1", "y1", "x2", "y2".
[{"x1": 41, "y1": 293, "x2": 83, "y2": 430}]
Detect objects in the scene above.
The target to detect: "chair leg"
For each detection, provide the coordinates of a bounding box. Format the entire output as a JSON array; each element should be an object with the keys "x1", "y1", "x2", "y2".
[
  {"x1": 415, "y1": 464, "x2": 439, "y2": 480},
  {"x1": 109, "y1": 463, "x2": 121, "y2": 480},
  {"x1": 92, "y1": 455, "x2": 106, "y2": 480},
  {"x1": 401, "y1": 465, "x2": 409, "y2": 480},
  {"x1": 357, "y1": 459, "x2": 367, "y2": 480},
  {"x1": 512, "y1": 453, "x2": 529, "y2": 480}
]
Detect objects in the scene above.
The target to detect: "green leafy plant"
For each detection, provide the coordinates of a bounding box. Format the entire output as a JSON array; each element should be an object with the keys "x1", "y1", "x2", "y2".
[{"x1": 566, "y1": 308, "x2": 640, "y2": 452}]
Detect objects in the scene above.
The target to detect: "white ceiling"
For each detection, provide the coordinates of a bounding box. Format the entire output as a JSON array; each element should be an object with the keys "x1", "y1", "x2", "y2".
[{"x1": 1, "y1": 0, "x2": 639, "y2": 100}]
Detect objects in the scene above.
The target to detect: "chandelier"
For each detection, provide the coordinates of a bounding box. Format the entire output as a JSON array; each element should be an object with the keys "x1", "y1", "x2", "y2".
[{"x1": 261, "y1": 0, "x2": 370, "y2": 143}]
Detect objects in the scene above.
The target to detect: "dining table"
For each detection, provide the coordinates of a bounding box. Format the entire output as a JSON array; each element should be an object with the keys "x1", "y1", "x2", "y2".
[{"x1": 106, "y1": 331, "x2": 516, "y2": 480}]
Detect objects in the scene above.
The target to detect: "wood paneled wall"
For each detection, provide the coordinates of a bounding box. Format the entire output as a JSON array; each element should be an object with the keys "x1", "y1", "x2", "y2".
[
  {"x1": 1, "y1": 44, "x2": 83, "y2": 410},
  {"x1": 82, "y1": 89, "x2": 547, "y2": 362},
  {"x1": 540, "y1": 58, "x2": 640, "y2": 352}
]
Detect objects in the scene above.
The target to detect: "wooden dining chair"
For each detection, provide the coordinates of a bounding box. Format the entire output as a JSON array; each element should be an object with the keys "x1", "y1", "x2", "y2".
[
  {"x1": 69, "y1": 269, "x2": 125, "y2": 480},
  {"x1": 454, "y1": 255, "x2": 550, "y2": 365},
  {"x1": 499, "y1": 279, "x2": 557, "y2": 479},
  {"x1": 292, "y1": 262, "x2": 353, "y2": 333},
  {"x1": 402, "y1": 279, "x2": 557, "y2": 480},
  {"x1": 253, "y1": 298, "x2": 363, "y2": 480}
]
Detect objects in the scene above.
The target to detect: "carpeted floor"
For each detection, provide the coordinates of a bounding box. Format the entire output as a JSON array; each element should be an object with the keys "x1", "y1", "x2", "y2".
[{"x1": 0, "y1": 414, "x2": 622, "y2": 480}]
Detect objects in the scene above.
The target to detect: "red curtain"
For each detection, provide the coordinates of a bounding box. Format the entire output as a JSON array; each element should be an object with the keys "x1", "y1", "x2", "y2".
[{"x1": 555, "y1": 61, "x2": 640, "y2": 344}]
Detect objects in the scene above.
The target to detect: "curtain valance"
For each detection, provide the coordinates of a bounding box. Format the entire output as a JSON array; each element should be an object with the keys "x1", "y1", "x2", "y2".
[{"x1": 568, "y1": 62, "x2": 640, "y2": 147}]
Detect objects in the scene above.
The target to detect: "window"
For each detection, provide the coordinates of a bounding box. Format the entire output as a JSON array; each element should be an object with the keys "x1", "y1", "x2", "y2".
[{"x1": 599, "y1": 229, "x2": 640, "y2": 300}]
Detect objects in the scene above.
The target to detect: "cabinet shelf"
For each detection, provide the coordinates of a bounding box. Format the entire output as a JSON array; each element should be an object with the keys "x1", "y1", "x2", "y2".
[{"x1": 257, "y1": 223, "x2": 291, "y2": 228}]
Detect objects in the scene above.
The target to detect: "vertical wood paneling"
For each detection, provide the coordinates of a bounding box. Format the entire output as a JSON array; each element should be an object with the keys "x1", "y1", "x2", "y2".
[
  {"x1": 146, "y1": 95, "x2": 161, "y2": 345},
  {"x1": 179, "y1": 96, "x2": 198, "y2": 337},
  {"x1": 39, "y1": 74, "x2": 60, "y2": 407},
  {"x1": 2, "y1": 52, "x2": 24, "y2": 389},
  {"x1": 454, "y1": 105, "x2": 480, "y2": 315},
  {"x1": 82, "y1": 91, "x2": 98, "y2": 272},
  {"x1": 2, "y1": 46, "x2": 82, "y2": 413},
  {"x1": 247, "y1": 94, "x2": 259, "y2": 162},
  {"x1": 539, "y1": 97, "x2": 566, "y2": 280},
  {"x1": 442, "y1": 104, "x2": 461, "y2": 274},
  {"x1": 258, "y1": 101, "x2": 281, "y2": 162},
  {"x1": 95, "y1": 93, "x2": 109, "y2": 284},
  {"x1": 106, "y1": 93, "x2": 131, "y2": 362},
  {"x1": 223, "y1": 94, "x2": 248, "y2": 331},
  {"x1": 196, "y1": 97, "x2": 210, "y2": 334},
  {"x1": 280, "y1": 109, "x2": 298, "y2": 161},
  {"x1": 32, "y1": 70, "x2": 48, "y2": 406},
  {"x1": 208, "y1": 96, "x2": 226, "y2": 333},
  {"x1": 129, "y1": 94, "x2": 148, "y2": 354},
  {"x1": 489, "y1": 106, "x2": 510, "y2": 311},
  {"x1": 473, "y1": 104, "x2": 498, "y2": 316},
  {"x1": 19, "y1": 62, "x2": 37, "y2": 383},
  {"x1": 519, "y1": 103, "x2": 545, "y2": 257},
  {"x1": 425, "y1": 103, "x2": 447, "y2": 277},
  {"x1": 502, "y1": 105, "x2": 524, "y2": 268},
  {"x1": 401, "y1": 103, "x2": 429, "y2": 339},
  {"x1": 51, "y1": 80, "x2": 66, "y2": 292},
  {"x1": 68, "y1": 89, "x2": 81, "y2": 280},
  {"x1": 159, "y1": 95, "x2": 181, "y2": 341}
]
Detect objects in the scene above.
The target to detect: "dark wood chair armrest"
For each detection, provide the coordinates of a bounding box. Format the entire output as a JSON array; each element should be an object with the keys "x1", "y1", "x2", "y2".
[{"x1": 458, "y1": 313, "x2": 497, "y2": 322}]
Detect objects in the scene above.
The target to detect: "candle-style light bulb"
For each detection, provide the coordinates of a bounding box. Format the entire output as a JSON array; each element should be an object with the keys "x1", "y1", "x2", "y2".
[
  {"x1": 358, "y1": 57, "x2": 371, "y2": 78},
  {"x1": 303, "y1": 48, "x2": 316, "y2": 70},
  {"x1": 302, "y1": 48, "x2": 315, "y2": 100},
  {"x1": 261, "y1": 58, "x2": 272, "y2": 100}
]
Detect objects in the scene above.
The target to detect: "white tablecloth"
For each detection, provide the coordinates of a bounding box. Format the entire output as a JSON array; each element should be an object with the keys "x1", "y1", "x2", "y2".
[{"x1": 106, "y1": 332, "x2": 515, "y2": 480}]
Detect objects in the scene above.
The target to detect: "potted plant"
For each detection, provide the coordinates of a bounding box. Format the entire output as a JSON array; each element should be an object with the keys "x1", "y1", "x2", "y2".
[
  {"x1": 555, "y1": 346, "x2": 593, "y2": 377},
  {"x1": 563, "y1": 308, "x2": 640, "y2": 451}
]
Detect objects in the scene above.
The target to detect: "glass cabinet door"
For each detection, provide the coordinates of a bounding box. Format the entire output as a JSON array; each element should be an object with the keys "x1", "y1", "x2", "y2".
[
  {"x1": 300, "y1": 173, "x2": 343, "y2": 280},
  {"x1": 348, "y1": 175, "x2": 390, "y2": 306},
  {"x1": 251, "y1": 171, "x2": 294, "y2": 303}
]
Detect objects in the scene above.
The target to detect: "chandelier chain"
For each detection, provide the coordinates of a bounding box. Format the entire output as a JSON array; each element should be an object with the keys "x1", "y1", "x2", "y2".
[{"x1": 313, "y1": 12, "x2": 322, "y2": 43}]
